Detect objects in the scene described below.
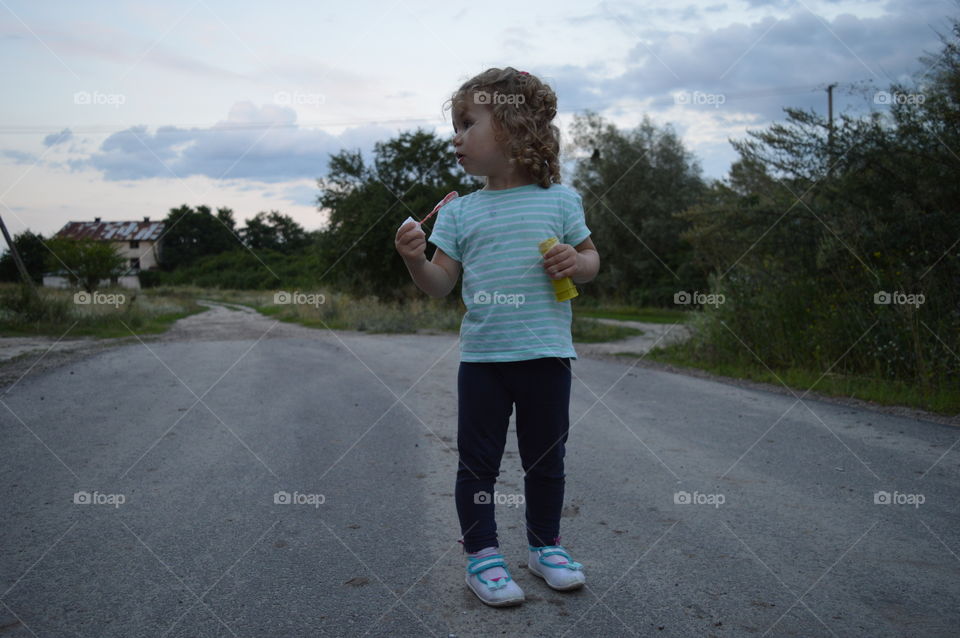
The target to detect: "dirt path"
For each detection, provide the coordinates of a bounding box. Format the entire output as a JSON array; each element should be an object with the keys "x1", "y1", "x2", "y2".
[
  {"x1": 0, "y1": 309, "x2": 681, "y2": 392},
  {"x1": 0, "y1": 302, "x2": 955, "y2": 426},
  {"x1": 575, "y1": 317, "x2": 692, "y2": 358},
  {"x1": 0, "y1": 300, "x2": 312, "y2": 390}
]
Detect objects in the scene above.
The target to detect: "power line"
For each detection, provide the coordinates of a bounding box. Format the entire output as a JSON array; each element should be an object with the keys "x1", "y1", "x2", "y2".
[{"x1": 0, "y1": 84, "x2": 843, "y2": 136}]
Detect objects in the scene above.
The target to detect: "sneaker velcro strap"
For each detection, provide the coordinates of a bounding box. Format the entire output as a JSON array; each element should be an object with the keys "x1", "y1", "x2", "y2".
[
  {"x1": 467, "y1": 556, "x2": 506, "y2": 575},
  {"x1": 534, "y1": 547, "x2": 583, "y2": 570}
]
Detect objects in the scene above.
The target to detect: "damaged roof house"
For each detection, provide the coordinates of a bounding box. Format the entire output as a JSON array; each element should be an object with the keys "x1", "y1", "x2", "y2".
[{"x1": 43, "y1": 217, "x2": 165, "y2": 290}]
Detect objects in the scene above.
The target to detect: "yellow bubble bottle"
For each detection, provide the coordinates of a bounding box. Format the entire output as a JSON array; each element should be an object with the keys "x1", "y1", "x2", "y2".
[{"x1": 538, "y1": 237, "x2": 579, "y2": 302}]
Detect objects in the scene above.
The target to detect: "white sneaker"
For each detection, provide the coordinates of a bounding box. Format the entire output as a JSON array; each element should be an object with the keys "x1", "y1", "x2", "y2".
[
  {"x1": 527, "y1": 545, "x2": 586, "y2": 591},
  {"x1": 465, "y1": 552, "x2": 525, "y2": 607}
]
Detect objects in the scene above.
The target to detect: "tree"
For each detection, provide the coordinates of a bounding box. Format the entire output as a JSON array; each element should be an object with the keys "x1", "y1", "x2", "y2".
[
  {"x1": 316, "y1": 128, "x2": 480, "y2": 299},
  {"x1": 43, "y1": 238, "x2": 126, "y2": 292},
  {"x1": 674, "y1": 11, "x2": 960, "y2": 385},
  {"x1": 569, "y1": 112, "x2": 707, "y2": 305},
  {"x1": 242, "y1": 211, "x2": 309, "y2": 252},
  {"x1": 158, "y1": 205, "x2": 241, "y2": 270},
  {"x1": 0, "y1": 229, "x2": 46, "y2": 284}
]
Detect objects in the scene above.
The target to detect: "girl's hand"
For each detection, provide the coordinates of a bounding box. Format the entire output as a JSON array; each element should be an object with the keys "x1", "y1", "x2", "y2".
[
  {"x1": 542, "y1": 243, "x2": 578, "y2": 279},
  {"x1": 396, "y1": 221, "x2": 426, "y2": 263}
]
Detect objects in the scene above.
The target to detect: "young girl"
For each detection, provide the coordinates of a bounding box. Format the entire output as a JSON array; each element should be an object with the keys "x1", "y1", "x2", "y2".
[{"x1": 394, "y1": 67, "x2": 600, "y2": 607}]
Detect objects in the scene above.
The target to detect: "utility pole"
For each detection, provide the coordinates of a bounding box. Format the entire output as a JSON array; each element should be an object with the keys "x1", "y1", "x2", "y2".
[
  {"x1": 0, "y1": 214, "x2": 38, "y2": 296},
  {"x1": 826, "y1": 83, "x2": 837, "y2": 176}
]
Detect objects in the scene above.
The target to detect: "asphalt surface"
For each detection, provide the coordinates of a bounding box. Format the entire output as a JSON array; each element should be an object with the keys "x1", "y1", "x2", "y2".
[{"x1": 1, "y1": 302, "x2": 958, "y2": 637}]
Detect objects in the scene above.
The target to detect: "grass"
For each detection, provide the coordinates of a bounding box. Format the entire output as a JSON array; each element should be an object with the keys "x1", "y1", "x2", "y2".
[
  {"x1": 0, "y1": 283, "x2": 205, "y2": 338},
  {"x1": 0, "y1": 283, "x2": 644, "y2": 342},
  {"x1": 572, "y1": 317, "x2": 644, "y2": 342},
  {"x1": 642, "y1": 340, "x2": 959, "y2": 417},
  {"x1": 575, "y1": 305, "x2": 689, "y2": 324},
  {"x1": 199, "y1": 288, "x2": 646, "y2": 342},
  {"x1": 202, "y1": 288, "x2": 464, "y2": 333}
]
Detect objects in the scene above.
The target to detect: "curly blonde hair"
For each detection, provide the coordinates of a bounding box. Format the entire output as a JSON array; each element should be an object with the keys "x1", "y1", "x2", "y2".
[{"x1": 444, "y1": 67, "x2": 561, "y2": 189}]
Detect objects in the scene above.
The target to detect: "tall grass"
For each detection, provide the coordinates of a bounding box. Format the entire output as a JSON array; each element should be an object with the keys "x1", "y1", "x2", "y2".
[
  {"x1": 0, "y1": 283, "x2": 204, "y2": 338},
  {"x1": 647, "y1": 281, "x2": 960, "y2": 416},
  {"x1": 195, "y1": 287, "x2": 644, "y2": 342}
]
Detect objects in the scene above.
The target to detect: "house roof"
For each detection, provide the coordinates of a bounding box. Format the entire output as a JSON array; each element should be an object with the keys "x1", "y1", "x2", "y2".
[{"x1": 55, "y1": 220, "x2": 165, "y2": 242}]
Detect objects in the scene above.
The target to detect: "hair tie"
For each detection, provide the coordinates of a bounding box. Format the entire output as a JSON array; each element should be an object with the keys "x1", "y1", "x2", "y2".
[{"x1": 518, "y1": 71, "x2": 529, "y2": 75}]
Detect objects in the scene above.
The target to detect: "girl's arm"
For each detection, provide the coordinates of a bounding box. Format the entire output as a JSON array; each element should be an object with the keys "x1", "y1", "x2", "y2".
[
  {"x1": 396, "y1": 221, "x2": 461, "y2": 297},
  {"x1": 404, "y1": 248, "x2": 461, "y2": 298},
  {"x1": 572, "y1": 237, "x2": 599, "y2": 284}
]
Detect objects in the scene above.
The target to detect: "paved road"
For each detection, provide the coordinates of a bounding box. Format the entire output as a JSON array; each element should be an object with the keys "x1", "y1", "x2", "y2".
[{"x1": 1, "y1": 302, "x2": 958, "y2": 637}]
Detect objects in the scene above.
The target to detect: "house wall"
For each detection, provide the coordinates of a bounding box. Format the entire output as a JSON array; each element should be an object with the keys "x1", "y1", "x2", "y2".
[{"x1": 112, "y1": 240, "x2": 160, "y2": 271}]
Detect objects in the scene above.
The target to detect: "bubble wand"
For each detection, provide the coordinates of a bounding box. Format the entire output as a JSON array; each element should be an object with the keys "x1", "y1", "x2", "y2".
[{"x1": 400, "y1": 191, "x2": 458, "y2": 229}]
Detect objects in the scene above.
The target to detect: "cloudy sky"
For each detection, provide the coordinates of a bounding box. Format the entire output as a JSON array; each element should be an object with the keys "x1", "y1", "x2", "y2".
[{"x1": 0, "y1": 0, "x2": 954, "y2": 240}]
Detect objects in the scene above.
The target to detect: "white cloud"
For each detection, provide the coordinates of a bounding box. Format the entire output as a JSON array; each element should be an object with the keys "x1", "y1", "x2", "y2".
[{"x1": 62, "y1": 101, "x2": 399, "y2": 183}]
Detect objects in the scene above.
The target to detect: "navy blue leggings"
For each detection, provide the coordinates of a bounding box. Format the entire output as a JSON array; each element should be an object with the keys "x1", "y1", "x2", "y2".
[{"x1": 455, "y1": 357, "x2": 572, "y2": 553}]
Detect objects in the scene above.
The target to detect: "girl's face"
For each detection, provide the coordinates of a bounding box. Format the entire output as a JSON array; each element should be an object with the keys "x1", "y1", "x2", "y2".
[{"x1": 452, "y1": 95, "x2": 512, "y2": 178}]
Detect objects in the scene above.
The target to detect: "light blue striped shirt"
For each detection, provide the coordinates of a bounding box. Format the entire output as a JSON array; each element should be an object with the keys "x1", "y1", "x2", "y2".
[{"x1": 428, "y1": 182, "x2": 592, "y2": 362}]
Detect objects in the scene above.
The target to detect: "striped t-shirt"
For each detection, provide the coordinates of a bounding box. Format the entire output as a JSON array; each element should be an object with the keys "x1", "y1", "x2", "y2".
[{"x1": 428, "y1": 182, "x2": 592, "y2": 363}]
